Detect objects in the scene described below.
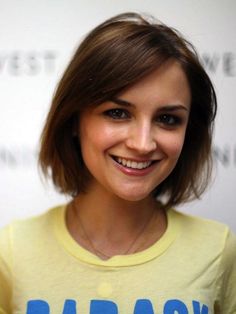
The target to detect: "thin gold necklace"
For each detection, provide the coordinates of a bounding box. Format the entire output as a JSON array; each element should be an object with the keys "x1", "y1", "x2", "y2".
[{"x1": 72, "y1": 201, "x2": 156, "y2": 259}]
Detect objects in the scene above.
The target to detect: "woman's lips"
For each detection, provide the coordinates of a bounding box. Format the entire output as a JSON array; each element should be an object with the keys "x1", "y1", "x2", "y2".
[{"x1": 111, "y1": 155, "x2": 158, "y2": 176}]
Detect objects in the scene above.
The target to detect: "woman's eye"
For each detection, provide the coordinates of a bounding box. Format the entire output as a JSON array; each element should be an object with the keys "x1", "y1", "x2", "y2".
[
  {"x1": 157, "y1": 114, "x2": 181, "y2": 126},
  {"x1": 104, "y1": 109, "x2": 129, "y2": 120}
]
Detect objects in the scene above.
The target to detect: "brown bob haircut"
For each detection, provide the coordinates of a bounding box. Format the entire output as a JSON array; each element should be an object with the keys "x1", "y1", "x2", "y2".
[{"x1": 39, "y1": 12, "x2": 217, "y2": 208}]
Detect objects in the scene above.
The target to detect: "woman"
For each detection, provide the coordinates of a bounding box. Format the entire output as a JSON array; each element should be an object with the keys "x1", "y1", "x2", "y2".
[{"x1": 0, "y1": 12, "x2": 235, "y2": 314}]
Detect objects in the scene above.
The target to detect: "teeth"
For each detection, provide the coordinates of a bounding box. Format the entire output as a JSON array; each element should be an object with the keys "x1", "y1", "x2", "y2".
[{"x1": 116, "y1": 157, "x2": 152, "y2": 169}]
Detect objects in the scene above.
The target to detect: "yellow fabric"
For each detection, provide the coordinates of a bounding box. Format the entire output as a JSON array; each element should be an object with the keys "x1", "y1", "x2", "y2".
[{"x1": 0, "y1": 205, "x2": 236, "y2": 314}]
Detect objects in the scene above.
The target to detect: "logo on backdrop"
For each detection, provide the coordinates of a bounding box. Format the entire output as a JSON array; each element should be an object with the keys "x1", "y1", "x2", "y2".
[
  {"x1": 0, "y1": 146, "x2": 37, "y2": 168},
  {"x1": 201, "y1": 52, "x2": 236, "y2": 76},
  {"x1": 213, "y1": 145, "x2": 236, "y2": 167},
  {"x1": 0, "y1": 51, "x2": 235, "y2": 76},
  {"x1": 0, "y1": 145, "x2": 235, "y2": 169},
  {"x1": 0, "y1": 51, "x2": 57, "y2": 75}
]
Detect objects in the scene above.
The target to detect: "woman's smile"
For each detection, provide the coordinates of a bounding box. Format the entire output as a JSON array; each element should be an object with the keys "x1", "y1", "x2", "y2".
[
  {"x1": 112, "y1": 155, "x2": 154, "y2": 169},
  {"x1": 79, "y1": 60, "x2": 191, "y2": 201}
]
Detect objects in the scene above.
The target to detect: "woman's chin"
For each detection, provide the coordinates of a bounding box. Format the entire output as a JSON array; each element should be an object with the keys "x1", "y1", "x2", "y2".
[{"x1": 114, "y1": 188, "x2": 154, "y2": 202}]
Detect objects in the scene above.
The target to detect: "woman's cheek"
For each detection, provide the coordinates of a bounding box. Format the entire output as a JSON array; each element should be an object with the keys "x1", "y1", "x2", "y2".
[
  {"x1": 99, "y1": 123, "x2": 128, "y2": 142},
  {"x1": 158, "y1": 132, "x2": 186, "y2": 157},
  {"x1": 86, "y1": 123, "x2": 124, "y2": 150}
]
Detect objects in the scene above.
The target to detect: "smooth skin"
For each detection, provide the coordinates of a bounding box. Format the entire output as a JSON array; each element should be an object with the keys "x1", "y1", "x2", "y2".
[{"x1": 66, "y1": 60, "x2": 191, "y2": 259}]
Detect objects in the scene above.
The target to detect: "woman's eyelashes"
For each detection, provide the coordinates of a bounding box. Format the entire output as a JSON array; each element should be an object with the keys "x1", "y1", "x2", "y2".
[
  {"x1": 103, "y1": 108, "x2": 184, "y2": 127},
  {"x1": 103, "y1": 108, "x2": 130, "y2": 120},
  {"x1": 156, "y1": 114, "x2": 183, "y2": 127}
]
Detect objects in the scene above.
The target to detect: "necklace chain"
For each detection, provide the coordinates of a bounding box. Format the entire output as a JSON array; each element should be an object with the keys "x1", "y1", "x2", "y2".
[{"x1": 72, "y1": 201, "x2": 156, "y2": 259}]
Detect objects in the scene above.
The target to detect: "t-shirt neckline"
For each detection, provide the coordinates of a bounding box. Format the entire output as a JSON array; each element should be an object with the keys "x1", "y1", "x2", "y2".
[{"x1": 53, "y1": 205, "x2": 180, "y2": 267}]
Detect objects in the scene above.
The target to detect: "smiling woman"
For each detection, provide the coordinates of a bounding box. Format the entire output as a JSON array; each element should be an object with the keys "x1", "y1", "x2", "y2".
[
  {"x1": 0, "y1": 12, "x2": 235, "y2": 314},
  {"x1": 78, "y1": 61, "x2": 191, "y2": 202}
]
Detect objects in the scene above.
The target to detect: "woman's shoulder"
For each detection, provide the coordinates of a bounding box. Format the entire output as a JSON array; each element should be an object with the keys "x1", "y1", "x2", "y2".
[
  {"x1": 0, "y1": 204, "x2": 66, "y2": 250},
  {"x1": 171, "y1": 208, "x2": 233, "y2": 235},
  {"x1": 170, "y1": 208, "x2": 236, "y2": 255}
]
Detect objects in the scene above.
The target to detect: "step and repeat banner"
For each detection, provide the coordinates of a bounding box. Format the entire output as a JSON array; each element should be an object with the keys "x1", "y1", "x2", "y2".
[{"x1": 0, "y1": 0, "x2": 235, "y2": 231}]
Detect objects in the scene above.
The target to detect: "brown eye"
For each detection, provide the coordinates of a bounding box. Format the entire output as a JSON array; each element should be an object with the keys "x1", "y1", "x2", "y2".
[
  {"x1": 104, "y1": 109, "x2": 130, "y2": 119},
  {"x1": 157, "y1": 114, "x2": 182, "y2": 126}
]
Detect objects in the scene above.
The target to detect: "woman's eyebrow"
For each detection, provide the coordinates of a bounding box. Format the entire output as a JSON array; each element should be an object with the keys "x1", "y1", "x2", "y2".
[
  {"x1": 112, "y1": 97, "x2": 189, "y2": 112},
  {"x1": 158, "y1": 105, "x2": 189, "y2": 112},
  {"x1": 111, "y1": 97, "x2": 135, "y2": 107}
]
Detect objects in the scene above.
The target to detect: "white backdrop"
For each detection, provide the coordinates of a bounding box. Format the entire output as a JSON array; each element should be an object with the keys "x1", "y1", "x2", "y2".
[{"x1": 0, "y1": 0, "x2": 235, "y2": 231}]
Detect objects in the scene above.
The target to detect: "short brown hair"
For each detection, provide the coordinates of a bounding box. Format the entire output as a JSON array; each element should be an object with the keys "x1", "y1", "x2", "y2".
[{"x1": 39, "y1": 12, "x2": 217, "y2": 207}]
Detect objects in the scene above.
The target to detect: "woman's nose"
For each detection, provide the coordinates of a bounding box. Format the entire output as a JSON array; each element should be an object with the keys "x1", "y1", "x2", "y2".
[{"x1": 125, "y1": 123, "x2": 157, "y2": 154}]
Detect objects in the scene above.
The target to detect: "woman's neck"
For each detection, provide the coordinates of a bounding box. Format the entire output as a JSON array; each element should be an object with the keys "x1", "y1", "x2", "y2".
[{"x1": 66, "y1": 188, "x2": 167, "y2": 260}]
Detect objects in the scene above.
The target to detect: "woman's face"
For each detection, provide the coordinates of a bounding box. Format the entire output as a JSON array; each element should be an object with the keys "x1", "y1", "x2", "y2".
[{"x1": 79, "y1": 60, "x2": 191, "y2": 202}]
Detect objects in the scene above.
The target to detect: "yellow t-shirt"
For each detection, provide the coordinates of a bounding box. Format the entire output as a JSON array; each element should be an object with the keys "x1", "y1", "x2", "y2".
[{"x1": 0, "y1": 206, "x2": 235, "y2": 314}]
